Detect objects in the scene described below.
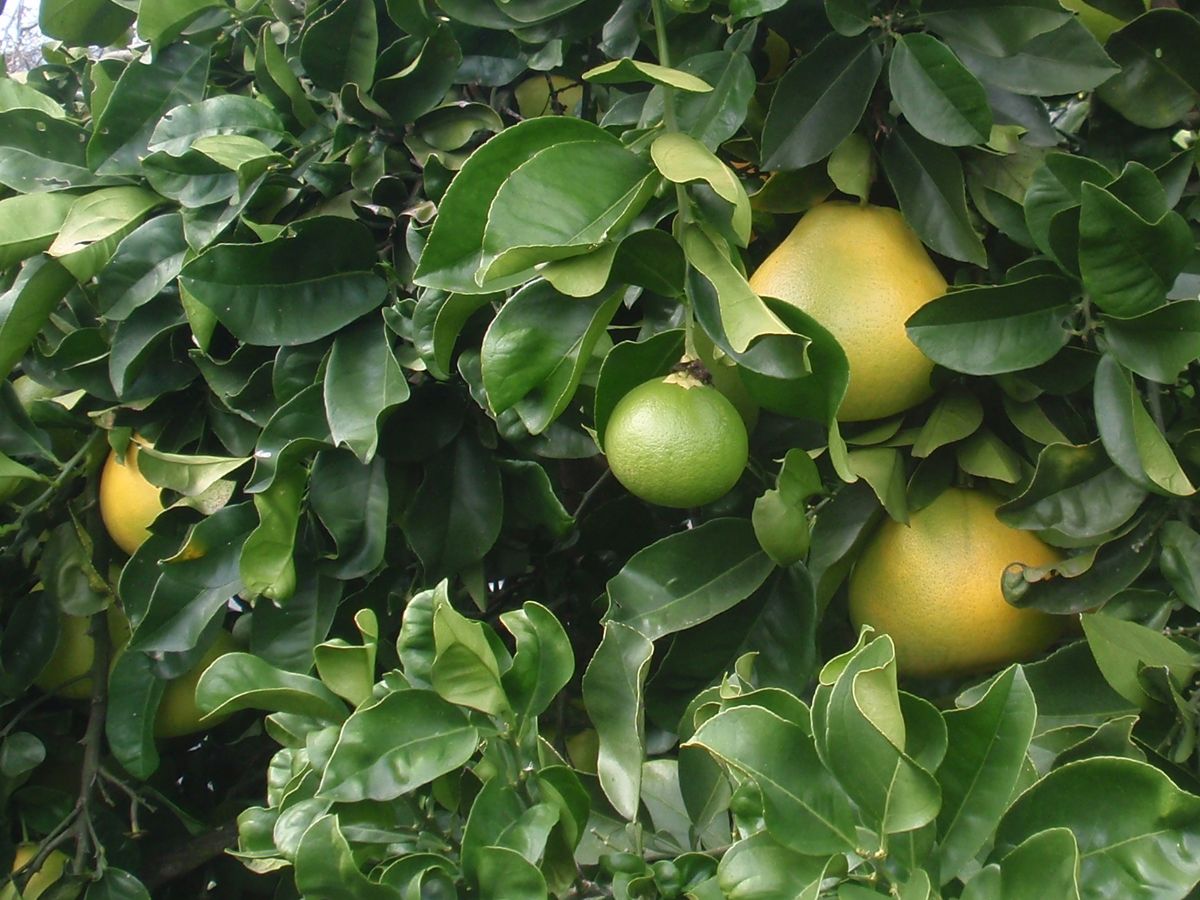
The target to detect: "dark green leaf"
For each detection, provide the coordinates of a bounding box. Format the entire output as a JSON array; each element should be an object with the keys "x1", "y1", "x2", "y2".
[
  {"x1": 1102, "y1": 300, "x2": 1200, "y2": 385},
  {"x1": 500, "y1": 601, "x2": 574, "y2": 722},
  {"x1": 372, "y1": 24, "x2": 462, "y2": 124},
  {"x1": 906, "y1": 276, "x2": 1074, "y2": 375},
  {"x1": 1081, "y1": 612, "x2": 1198, "y2": 709},
  {"x1": 0, "y1": 257, "x2": 75, "y2": 381},
  {"x1": 921, "y1": 0, "x2": 1071, "y2": 56},
  {"x1": 952, "y1": 19, "x2": 1118, "y2": 96},
  {"x1": 593, "y1": 330, "x2": 686, "y2": 450},
  {"x1": 1096, "y1": 9, "x2": 1200, "y2": 128},
  {"x1": 180, "y1": 217, "x2": 388, "y2": 347},
  {"x1": 39, "y1": 0, "x2": 134, "y2": 45},
  {"x1": 881, "y1": 121, "x2": 987, "y2": 265},
  {"x1": 761, "y1": 33, "x2": 882, "y2": 170},
  {"x1": 1094, "y1": 353, "x2": 1194, "y2": 496},
  {"x1": 1023, "y1": 152, "x2": 1112, "y2": 260},
  {"x1": 961, "y1": 828, "x2": 1081, "y2": 900},
  {"x1": 299, "y1": 0, "x2": 378, "y2": 91},
  {"x1": 606, "y1": 518, "x2": 775, "y2": 641},
  {"x1": 324, "y1": 316, "x2": 409, "y2": 462},
  {"x1": 890, "y1": 34, "x2": 992, "y2": 146}
]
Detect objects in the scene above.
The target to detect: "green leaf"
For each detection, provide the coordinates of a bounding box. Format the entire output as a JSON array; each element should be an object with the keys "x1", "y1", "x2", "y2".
[
  {"x1": 137, "y1": 0, "x2": 224, "y2": 49},
  {"x1": 913, "y1": 389, "x2": 982, "y2": 458},
  {"x1": 890, "y1": 34, "x2": 992, "y2": 146},
  {"x1": 481, "y1": 283, "x2": 620, "y2": 433},
  {"x1": 314, "y1": 609, "x2": 378, "y2": 708},
  {"x1": 1094, "y1": 353, "x2": 1194, "y2": 496},
  {"x1": 0, "y1": 193, "x2": 75, "y2": 270},
  {"x1": 299, "y1": 0, "x2": 378, "y2": 91},
  {"x1": 0, "y1": 77, "x2": 67, "y2": 118},
  {"x1": 415, "y1": 118, "x2": 612, "y2": 292},
  {"x1": 1023, "y1": 152, "x2": 1112, "y2": 261},
  {"x1": 952, "y1": 19, "x2": 1118, "y2": 96},
  {"x1": 0, "y1": 109, "x2": 116, "y2": 193},
  {"x1": 687, "y1": 704, "x2": 858, "y2": 854},
  {"x1": 240, "y1": 461, "x2": 306, "y2": 603},
  {"x1": 1096, "y1": 9, "x2": 1200, "y2": 128},
  {"x1": 1081, "y1": 612, "x2": 1199, "y2": 709},
  {"x1": 294, "y1": 816, "x2": 401, "y2": 899},
  {"x1": 95, "y1": 213, "x2": 189, "y2": 320},
  {"x1": 652, "y1": 132, "x2": 752, "y2": 246},
  {"x1": 475, "y1": 845, "x2": 548, "y2": 900},
  {"x1": 1160, "y1": 521, "x2": 1200, "y2": 612},
  {"x1": 905, "y1": 276, "x2": 1074, "y2": 375},
  {"x1": 605, "y1": 518, "x2": 775, "y2": 641},
  {"x1": 179, "y1": 217, "x2": 388, "y2": 347},
  {"x1": 324, "y1": 316, "x2": 409, "y2": 462},
  {"x1": 961, "y1": 828, "x2": 1081, "y2": 900},
  {"x1": 996, "y1": 442, "x2": 1146, "y2": 541},
  {"x1": 255, "y1": 23, "x2": 319, "y2": 129},
  {"x1": 881, "y1": 121, "x2": 986, "y2": 265},
  {"x1": 1079, "y1": 183, "x2": 1192, "y2": 318},
  {"x1": 431, "y1": 591, "x2": 509, "y2": 717},
  {"x1": 581, "y1": 621, "x2": 653, "y2": 821},
  {"x1": 762, "y1": 33, "x2": 882, "y2": 170},
  {"x1": 87, "y1": 42, "x2": 210, "y2": 176},
  {"x1": 956, "y1": 428, "x2": 1024, "y2": 484},
  {"x1": 135, "y1": 446, "x2": 248, "y2": 496},
  {"x1": 48, "y1": 187, "x2": 164, "y2": 282},
  {"x1": 316, "y1": 689, "x2": 478, "y2": 802},
  {"x1": 753, "y1": 450, "x2": 821, "y2": 566},
  {"x1": 921, "y1": 0, "x2": 1071, "y2": 56},
  {"x1": 106, "y1": 649, "x2": 164, "y2": 779},
  {"x1": 847, "y1": 447, "x2": 909, "y2": 523},
  {"x1": 811, "y1": 634, "x2": 941, "y2": 835},
  {"x1": 196, "y1": 652, "x2": 347, "y2": 723},
  {"x1": 372, "y1": 24, "x2": 462, "y2": 128},
  {"x1": 39, "y1": 0, "x2": 134, "y2": 45},
  {"x1": 84, "y1": 868, "x2": 154, "y2": 900},
  {"x1": 716, "y1": 831, "x2": 834, "y2": 899},
  {"x1": 936, "y1": 667, "x2": 1037, "y2": 884},
  {"x1": 826, "y1": 133, "x2": 875, "y2": 203},
  {"x1": 1102, "y1": 301, "x2": 1200, "y2": 385},
  {"x1": 401, "y1": 432, "x2": 503, "y2": 578},
  {"x1": 583, "y1": 58, "x2": 713, "y2": 92},
  {"x1": 147, "y1": 95, "x2": 286, "y2": 157},
  {"x1": 479, "y1": 141, "x2": 656, "y2": 283},
  {"x1": 995, "y1": 757, "x2": 1200, "y2": 897},
  {"x1": 0, "y1": 256, "x2": 75, "y2": 382},
  {"x1": 500, "y1": 601, "x2": 574, "y2": 723}
]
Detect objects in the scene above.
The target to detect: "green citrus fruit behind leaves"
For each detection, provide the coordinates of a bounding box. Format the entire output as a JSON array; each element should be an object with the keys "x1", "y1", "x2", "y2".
[
  {"x1": 514, "y1": 74, "x2": 584, "y2": 118},
  {"x1": 1, "y1": 845, "x2": 76, "y2": 900},
  {"x1": 604, "y1": 374, "x2": 748, "y2": 509},
  {"x1": 848, "y1": 488, "x2": 1063, "y2": 678},
  {"x1": 748, "y1": 201, "x2": 947, "y2": 422}
]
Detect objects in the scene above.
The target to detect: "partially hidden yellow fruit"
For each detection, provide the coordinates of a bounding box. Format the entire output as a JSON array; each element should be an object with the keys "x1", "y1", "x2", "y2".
[
  {"x1": 153, "y1": 630, "x2": 238, "y2": 739},
  {"x1": 848, "y1": 488, "x2": 1063, "y2": 678},
  {"x1": 514, "y1": 74, "x2": 584, "y2": 118},
  {"x1": 1, "y1": 845, "x2": 75, "y2": 900},
  {"x1": 34, "y1": 605, "x2": 132, "y2": 700},
  {"x1": 604, "y1": 374, "x2": 748, "y2": 509},
  {"x1": 748, "y1": 201, "x2": 947, "y2": 422},
  {"x1": 99, "y1": 439, "x2": 163, "y2": 556}
]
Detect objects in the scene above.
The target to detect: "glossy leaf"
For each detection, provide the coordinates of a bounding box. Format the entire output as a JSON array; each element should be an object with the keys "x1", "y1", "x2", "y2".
[
  {"x1": 500, "y1": 601, "x2": 574, "y2": 722},
  {"x1": 606, "y1": 518, "x2": 775, "y2": 641},
  {"x1": 316, "y1": 689, "x2": 478, "y2": 802},
  {"x1": 0, "y1": 256, "x2": 75, "y2": 381},
  {"x1": 995, "y1": 757, "x2": 1200, "y2": 897},
  {"x1": 583, "y1": 58, "x2": 712, "y2": 92},
  {"x1": 324, "y1": 316, "x2": 409, "y2": 462},
  {"x1": 195, "y1": 652, "x2": 347, "y2": 723},
  {"x1": 936, "y1": 667, "x2": 1036, "y2": 884},
  {"x1": 921, "y1": 0, "x2": 1071, "y2": 56},
  {"x1": 294, "y1": 816, "x2": 401, "y2": 899},
  {"x1": 906, "y1": 276, "x2": 1074, "y2": 375},
  {"x1": 180, "y1": 217, "x2": 387, "y2": 347},
  {"x1": 299, "y1": 0, "x2": 378, "y2": 91},
  {"x1": 1096, "y1": 10, "x2": 1200, "y2": 128},
  {"x1": 961, "y1": 828, "x2": 1081, "y2": 900},
  {"x1": 1102, "y1": 301, "x2": 1200, "y2": 385},
  {"x1": 952, "y1": 19, "x2": 1118, "y2": 96},
  {"x1": 1081, "y1": 613, "x2": 1199, "y2": 709},
  {"x1": 431, "y1": 592, "x2": 509, "y2": 717},
  {"x1": 0, "y1": 193, "x2": 75, "y2": 270}
]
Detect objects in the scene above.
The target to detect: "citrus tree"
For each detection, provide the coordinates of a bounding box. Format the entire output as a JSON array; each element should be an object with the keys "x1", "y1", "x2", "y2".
[{"x1": 3, "y1": 0, "x2": 1200, "y2": 896}]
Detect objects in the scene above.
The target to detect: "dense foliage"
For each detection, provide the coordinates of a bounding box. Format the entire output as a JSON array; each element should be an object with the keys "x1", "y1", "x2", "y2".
[{"x1": 3, "y1": 0, "x2": 1200, "y2": 896}]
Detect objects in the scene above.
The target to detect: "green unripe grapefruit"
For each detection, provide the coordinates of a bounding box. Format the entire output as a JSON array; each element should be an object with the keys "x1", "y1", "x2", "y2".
[{"x1": 604, "y1": 374, "x2": 748, "y2": 509}]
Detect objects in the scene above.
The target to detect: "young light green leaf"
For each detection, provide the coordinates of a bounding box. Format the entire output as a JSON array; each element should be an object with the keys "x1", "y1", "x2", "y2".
[
  {"x1": 1081, "y1": 612, "x2": 1199, "y2": 709},
  {"x1": 0, "y1": 193, "x2": 75, "y2": 270},
  {"x1": 651, "y1": 132, "x2": 751, "y2": 245},
  {"x1": 196, "y1": 652, "x2": 348, "y2": 723},
  {"x1": 431, "y1": 591, "x2": 508, "y2": 717},
  {"x1": 583, "y1": 58, "x2": 713, "y2": 92}
]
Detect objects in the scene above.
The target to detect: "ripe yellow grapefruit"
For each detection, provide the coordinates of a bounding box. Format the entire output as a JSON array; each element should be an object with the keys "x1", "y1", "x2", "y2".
[
  {"x1": 34, "y1": 605, "x2": 132, "y2": 700},
  {"x1": 604, "y1": 373, "x2": 748, "y2": 508},
  {"x1": 1, "y1": 845, "x2": 74, "y2": 900},
  {"x1": 847, "y1": 488, "x2": 1063, "y2": 677},
  {"x1": 99, "y1": 438, "x2": 163, "y2": 556},
  {"x1": 748, "y1": 202, "x2": 947, "y2": 422},
  {"x1": 514, "y1": 74, "x2": 584, "y2": 118}
]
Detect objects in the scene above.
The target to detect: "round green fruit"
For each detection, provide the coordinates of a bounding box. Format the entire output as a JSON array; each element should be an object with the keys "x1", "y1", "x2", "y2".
[{"x1": 604, "y1": 374, "x2": 748, "y2": 509}]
